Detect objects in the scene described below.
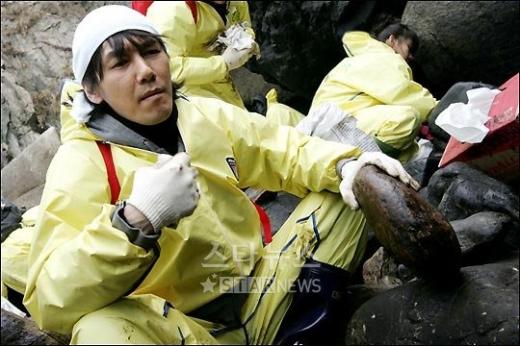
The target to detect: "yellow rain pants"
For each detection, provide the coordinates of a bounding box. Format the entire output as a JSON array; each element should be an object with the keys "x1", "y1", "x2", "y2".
[{"x1": 72, "y1": 191, "x2": 366, "y2": 345}]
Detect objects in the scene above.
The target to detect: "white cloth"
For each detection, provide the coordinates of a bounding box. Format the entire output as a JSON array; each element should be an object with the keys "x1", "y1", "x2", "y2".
[
  {"x1": 210, "y1": 23, "x2": 260, "y2": 58},
  {"x1": 70, "y1": 91, "x2": 95, "y2": 124},
  {"x1": 219, "y1": 24, "x2": 257, "y2": 51},
  {"x1": 72, "y1": 5, "x2": 159, "y2": 84},
  {"x1": 435, "y1": 87, "x2": 500, "y2": 143},
  {"x1": 295, "y1": 103, "x2": 381, "y2": 152}
]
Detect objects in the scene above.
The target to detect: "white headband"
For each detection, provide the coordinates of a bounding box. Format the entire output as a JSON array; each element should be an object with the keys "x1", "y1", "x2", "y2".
[
  {"x1": 72, "y1": 5, "x2": 159, "y2": 84},
  {"x1": 70, "y1": 5, "x2": 159, "y2": 123}
]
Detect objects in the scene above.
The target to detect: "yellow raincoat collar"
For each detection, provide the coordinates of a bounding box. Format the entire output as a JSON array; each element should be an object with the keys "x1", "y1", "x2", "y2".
[{"x1": 58, "y1": 80, "x2": 183, "y2": 154}]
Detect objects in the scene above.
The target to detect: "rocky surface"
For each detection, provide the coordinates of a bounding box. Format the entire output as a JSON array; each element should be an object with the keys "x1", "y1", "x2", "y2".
[
  {"x1": 1, "y1": 308, "x2": 69, "y2": 345},
  {"x1": 402, "y1": 1, "x2": 520, "y2": 99},
  {"x1": 0, "y1": 1, "x2": 124, "y2": 167},
  {"x1": 353, "y1": 165, "x2": 461, "y2": 278},
  {"x1": 345, "y1": 256, "x2": 519, "y2": 345},
  {"x1": 424, "y1": 162, "x2": 519, "y2": 221}
]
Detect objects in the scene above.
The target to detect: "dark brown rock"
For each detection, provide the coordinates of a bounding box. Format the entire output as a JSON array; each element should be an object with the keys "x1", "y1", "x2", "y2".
[{"x1": 353, "y1": 165, "x2": 461, "y2": 277}]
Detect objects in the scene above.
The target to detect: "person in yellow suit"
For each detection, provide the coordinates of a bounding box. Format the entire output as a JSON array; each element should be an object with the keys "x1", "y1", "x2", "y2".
[
  {"x1": 146, "y1": 1, "x2": 257, "y2": 109},
  {"x1": 309, "y1": 23, "x2": 438, "y2": 162},
  {"x1": 1, "y1": 6, "x2": 419, "y2": 345}
]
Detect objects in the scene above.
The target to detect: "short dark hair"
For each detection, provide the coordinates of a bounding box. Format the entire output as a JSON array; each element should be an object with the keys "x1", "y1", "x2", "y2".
[
  {"x1": 377, "y1": 23, "x2": 419, "y2": 57},
  {"x1": 81, "y1": 29, "x2": 181, "y2": 116},
  {"x1": 82, "y1": 29, "x2": 168, "y2": 90}
]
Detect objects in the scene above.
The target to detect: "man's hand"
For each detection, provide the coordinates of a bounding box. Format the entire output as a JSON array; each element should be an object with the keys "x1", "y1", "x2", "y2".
[
  {"x1": 126, "y1": 153, "x2": 200, "y2": 232},
  {"x1": 222, "y1": 45, "x2": 254, "y2": 71},
  {"x1": 340, "y1": 152, "x2": 420, "y2": 210}
]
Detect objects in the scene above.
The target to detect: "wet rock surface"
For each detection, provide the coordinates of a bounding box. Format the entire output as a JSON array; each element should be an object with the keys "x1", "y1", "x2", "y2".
[
  {"x1": 345, "y1": 256, "x2": 520, "y2": 345},
  {"x1": 362, "y1": 247, "x2": 402, "y2": 290},
  {"x1": 425, "y1": 162, "x2": 520, "y2": 221},
  {"x1": 452, "y1": 211, "x2": 519, "y2": 266},
  {"x1": 1, "y1": 308, "x2": 69, "y2": 345},
  {"x1": 353, "y1": 165, "x2": 461, "y2": 278},
  {"x1": 402, "y1": 1, "x2": 520, "y2": 99}
]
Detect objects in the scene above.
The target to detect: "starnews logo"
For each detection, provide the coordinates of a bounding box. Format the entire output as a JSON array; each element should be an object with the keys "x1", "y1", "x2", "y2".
[
  {"x1": 200, "y1": 275, "x2": 322, "y2": 294},
  {"x1": 200, "y1": 241, "x2": 320, "y2": 273}
]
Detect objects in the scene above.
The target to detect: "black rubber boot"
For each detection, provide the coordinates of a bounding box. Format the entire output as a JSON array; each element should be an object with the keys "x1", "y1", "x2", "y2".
[
  {"x1": 249, "y1": 95, "x2": 268, "y2": 116},
  {"x1": 274, "y1": 259, "x2": 351, "y2": 345}
]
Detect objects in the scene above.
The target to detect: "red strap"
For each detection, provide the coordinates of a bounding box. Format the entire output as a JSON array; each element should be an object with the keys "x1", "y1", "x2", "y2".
[
  {"x1": 131, "y1": 1, "x2": 154, "y2": 15},
  {"x1": 185, "y1": 1, "x2": 198, "y2": 24},
  {"x1": 96, "y1": 142, "x2": 121, "y2": 205},
  {"x1": 254, "y1": 203, "x2": 273, "y2": 244}
]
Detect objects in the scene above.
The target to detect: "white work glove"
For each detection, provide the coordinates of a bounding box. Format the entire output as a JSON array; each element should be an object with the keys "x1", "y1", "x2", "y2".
[
  {"x1": 127, "y1": 152, "x2": 200, "y2": 232},
  {"x1": 222, "y1": 45, "x2": 254, "y2": 71},
  {"x1": 339, "y1": 152, "x2": 420, "y2": 210}
]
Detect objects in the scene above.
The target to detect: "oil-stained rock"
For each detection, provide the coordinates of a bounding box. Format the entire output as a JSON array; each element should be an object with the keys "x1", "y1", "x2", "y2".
[
  {"x1": 452, "y1": 211, "x2": 519, "y2": 266},
  {"x1": 1, "y1": 308, "x2": 69, "y2": 345},
  {"x1": 426, "y1": 162, "x2": 519, "y2": 221},
  {"x1": 353, "y1": 165, "x2": 461, "y2": 278},
  {"x1": 345, "y1": 256, "x2": 520, "y2": 345}
]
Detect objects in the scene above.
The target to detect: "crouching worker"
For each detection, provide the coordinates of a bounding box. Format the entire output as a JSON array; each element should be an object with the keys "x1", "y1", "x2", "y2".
[
  {"x1": 308, "y1": 23, "x2": 438, "y2": 163},
  {"x1": 3, "y1": 6, "x2": 418, "y2": 344}
]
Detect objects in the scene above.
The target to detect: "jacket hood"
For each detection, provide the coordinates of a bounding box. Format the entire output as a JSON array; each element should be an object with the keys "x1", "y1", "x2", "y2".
[
  {"x1": 58, "y1": 80, "x2": 175, "y2": 154},
  {"x1": 341, "y1": 31, "x2": 396, "y2": 57},
  {"x1": 59, "y1": 80, "x2": 99, "y2": 143}
]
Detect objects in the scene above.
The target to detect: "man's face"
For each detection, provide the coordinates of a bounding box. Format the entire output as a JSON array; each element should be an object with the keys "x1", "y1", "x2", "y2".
[
  {"x1": 386, "y1": 35, "x2": 414, "y2": 62},
  {"x1": 86, "y1": 37, "x2": 173, "y2": 125}
]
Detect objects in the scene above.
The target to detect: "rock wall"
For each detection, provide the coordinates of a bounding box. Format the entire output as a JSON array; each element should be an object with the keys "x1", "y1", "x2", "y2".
[
  {"x1": 402, "y1": 1, "x2": 520, "y2": 98},
  {"x1": 1, "y1": 1, "x2": 127, "y2": 167}
]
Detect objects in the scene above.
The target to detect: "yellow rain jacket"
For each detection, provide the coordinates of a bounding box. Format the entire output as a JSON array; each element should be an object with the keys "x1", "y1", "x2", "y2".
[
  {"x1": 22, "y1": 82, "x2": 360, "y2": 336},
  {"x1": 147, "y1": 1, "x2": 253, "y2": 109},
  {"x1": 310, "y1": 31, "x2": 437, "y2": 162}
]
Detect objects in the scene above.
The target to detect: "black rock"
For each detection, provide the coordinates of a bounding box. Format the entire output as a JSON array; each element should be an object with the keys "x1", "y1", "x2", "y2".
[
  {"x1": 402, "y1": 1, "x2": 520, "y2": 99},
  {"x1": 345, "y1": 256, "x2": 520, "y2": 345},
  {"x1": 426, "y1": 162, "x2": 519, "y2": 221},
  {"x1": 452, "y1": 211, "x2": 519, "y2": 266}
]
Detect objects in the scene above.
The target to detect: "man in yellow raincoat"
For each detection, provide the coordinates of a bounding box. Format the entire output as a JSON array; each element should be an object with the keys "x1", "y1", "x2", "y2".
[
  {"x1": 145, "y1": 1, "x2": 257, "y2": 109},
  {"x1": 309, "y1": 23, "x2": 438, "y2": 162},
  {"x1": 1, "y1": 6, "x2": 418, "y2": 345}
]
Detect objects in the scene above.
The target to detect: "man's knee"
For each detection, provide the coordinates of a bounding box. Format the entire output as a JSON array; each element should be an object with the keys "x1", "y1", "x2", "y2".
[{"x1": 71, "y1": 304, "x2": 155, "y2": 344}]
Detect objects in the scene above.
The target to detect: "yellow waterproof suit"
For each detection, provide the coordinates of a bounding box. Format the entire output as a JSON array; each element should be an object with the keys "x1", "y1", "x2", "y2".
[
  {"x1": 147, "y1": 1, "x2": 252, "y2": 109},
  {"x1": 12, "y1": 82, "x2": 367, "y2": 344},
  {"x1": 310, "y1": 31, "x2": 437, "y2": 162}
]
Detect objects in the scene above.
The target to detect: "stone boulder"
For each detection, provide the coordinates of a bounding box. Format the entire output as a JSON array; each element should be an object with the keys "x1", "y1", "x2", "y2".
[
  {"x1": 402, "y1": 1, "x2": 520, "y2": 98},
  {"x1": 424, "y1": 162, "x2": 519, "y2": 221},
  {"x1": 345, "y1": 256, "x2": 520, "y2": 345},
  {"x1": 1, "y1": 308, "x2": 69, "y2": 345}
]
